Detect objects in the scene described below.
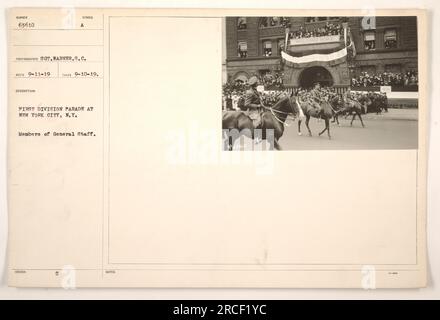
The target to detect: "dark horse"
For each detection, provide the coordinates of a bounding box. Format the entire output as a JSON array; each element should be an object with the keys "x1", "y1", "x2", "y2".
[
  {"x1": 297, "y1": 97, "x2": 334, "y2": 139},
  {"x1": 330, "y1": 95, "x2": 344, "y2": 126},
  {"x1": 222, "y1": 92, "x2": 299, "y2": 150}
]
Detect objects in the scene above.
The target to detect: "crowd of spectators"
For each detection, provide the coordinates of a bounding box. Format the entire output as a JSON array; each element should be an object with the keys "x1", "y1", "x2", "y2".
[
  {"x1": 257, "y1": 72, "x2": 284, "y2": 89},
  {"x1": 351, "y1": 71, "x2": 418, "y2": 87},
  {"x1": 222, "y1": 80, "x2": 247, "y2": 98},
  {"x1": 222, "y1": 73, "x2": 285, "y2": 110},
  {"x1": 289, "y1": 22, "x2": 343, "y2": 40}
]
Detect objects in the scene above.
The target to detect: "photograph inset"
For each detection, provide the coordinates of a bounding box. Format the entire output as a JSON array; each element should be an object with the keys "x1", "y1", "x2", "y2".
[{"x1": 222, "y1": 16, "x2": 418, "y2": 150}]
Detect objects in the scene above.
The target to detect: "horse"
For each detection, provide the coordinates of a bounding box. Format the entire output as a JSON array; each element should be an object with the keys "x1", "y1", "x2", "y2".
[
  {"x1": 367, "y1": 93, "x2": 388, "y2": 114},
  {"x1": 329, "y1": 94, "x2": 344, "y2": 126},
  {"x1": 366, "y1": 94, "x2": 382, "y2": 114},
  {"x1": 222, "y1": 91, "x2": 299, "y2": 150},
  {"x1": 334, "y1": 98, "x2": 366, "y2": 127},
  {"x1": 297, "y1": 97, "x2": 334, "y2": 139}
]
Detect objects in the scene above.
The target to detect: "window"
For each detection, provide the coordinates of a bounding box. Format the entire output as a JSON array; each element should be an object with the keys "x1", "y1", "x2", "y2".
[
  {"x1": 237, "y1": 41, "x2": 247, "y2": 58},
  {"x1": 260, "y1": 17, "x2": 269, "y2": 28},
  {"x1": 259, "y1": 69, "x2": 270, "y2": 77},
  {"x1": 364, "y1": 31, "x2": 376, "y2": 50},
  {"x1": 237, "y1": 17, "x2": 247, "y2": 30},
  {"x1": 260, "y1": 17, "x2": 290, "y2": 28},
  {"x1": 263, "y1": 41, "x2": 272, "y2": 57},
  {"x1": 384, "y1": 29, "x2": 397, "y2": 49}
]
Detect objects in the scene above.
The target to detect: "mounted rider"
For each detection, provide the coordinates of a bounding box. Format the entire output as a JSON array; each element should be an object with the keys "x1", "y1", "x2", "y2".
[
  {"x1": 244, "y1": 76, "x2": 263, "y2": 128},
  {"x1": 343, "y1": 88, "x2": 357, "y2": 106},
  {"x1": 309, "y1": 83, "x2": 323, "y2": 114}
]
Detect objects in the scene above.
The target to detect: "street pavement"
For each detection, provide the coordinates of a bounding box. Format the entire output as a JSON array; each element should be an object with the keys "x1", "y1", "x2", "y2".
[{"x1": 278, "y1": 108, "x2": 418, "y2": 150}]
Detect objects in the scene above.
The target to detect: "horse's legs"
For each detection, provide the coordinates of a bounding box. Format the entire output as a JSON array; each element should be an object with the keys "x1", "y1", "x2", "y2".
[
  {"x1": 305, "y1": 115, "x2": 312, "y2": 136},
  {"x1": 350, "y1": 113, "x2": 356, "y2": 126},
  {"x1": 318, "y1": 124, "x2": 326, "y2": 136},
  {"x1": 326, "y1": 118, "x2": 331, "y2": 139},
  {"x1": 331, "y1": 110, "x2": 337, "y2": 123},
  {"x1": 274, "y1": 139, "x2": 282, "y2": 150},
  {"x1": 297, "y1": 119, "x2": 302, "y2": 136},
  {"x1": 319, "y1": 118, "x2": 331, "y2": 139},
  {"x1": 358, "y1": 112, "x2": 365, "y2": 127},
  {"x1": 334, "y1": 112, "x2": 340, "y2": 126}
]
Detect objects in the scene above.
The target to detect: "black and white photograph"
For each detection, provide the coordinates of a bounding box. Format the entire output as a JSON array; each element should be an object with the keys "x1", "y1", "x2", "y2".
[{"x1": 222, "y1": 16, "x2": 419, "y2": 150}]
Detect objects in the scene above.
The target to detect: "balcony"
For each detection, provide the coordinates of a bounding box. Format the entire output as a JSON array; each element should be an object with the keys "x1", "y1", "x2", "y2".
[{"x1": 288, "y1": 35, "x2": 345, "y2": 54}]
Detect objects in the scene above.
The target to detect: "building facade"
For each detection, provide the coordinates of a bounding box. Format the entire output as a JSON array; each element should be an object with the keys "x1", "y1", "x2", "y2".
[{"x1": 225, "y1": 16, "x2": 418, "y2": 90}]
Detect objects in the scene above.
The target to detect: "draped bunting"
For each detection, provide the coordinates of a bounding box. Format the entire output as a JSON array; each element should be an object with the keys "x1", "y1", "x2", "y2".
[{"x1": 281, "y1": 47, "x2": 348, "y2": 67}]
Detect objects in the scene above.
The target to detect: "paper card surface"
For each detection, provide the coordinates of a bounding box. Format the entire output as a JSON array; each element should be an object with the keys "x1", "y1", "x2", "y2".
[{"x1": 7, "y1": 8, "x2": 427, "y2": 288}]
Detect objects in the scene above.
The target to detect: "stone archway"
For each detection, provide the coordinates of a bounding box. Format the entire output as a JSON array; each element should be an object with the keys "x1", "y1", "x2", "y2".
[{"x1": 299, "y1": 66, "x2": 334, "y2": 88}]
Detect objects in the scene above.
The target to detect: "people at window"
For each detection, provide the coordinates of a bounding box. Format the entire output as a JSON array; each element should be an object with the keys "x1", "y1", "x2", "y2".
[
  {"x1": 237, "y1": 17, "x2": 247, "y2": 30},
  {"x1": 384, "y1": 39, "x2": 397, "y2": 48},
  {"x1": 237, "y1": 42, "x2": 248, "y2": 58},
  {"x1": 364, "y1": 31, "x2": 376, "y2": 50},
  {"x1": 238, "y1": 50, "x2": 247, "y2": 58},
  {"x1": 263, "y1": 41, "x2": 272, "y2": 57},
  {"x1": 364, "y1": 40, "x2": 375, "y2": 50},
  {"x1": 384, "y1": 30, "x2": 397, "y2": 49}
]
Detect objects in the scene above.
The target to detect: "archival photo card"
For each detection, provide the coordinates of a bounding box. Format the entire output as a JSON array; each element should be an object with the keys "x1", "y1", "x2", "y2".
[{"x1": 7, "y1": 8, "x2": 427, "y2": 288}]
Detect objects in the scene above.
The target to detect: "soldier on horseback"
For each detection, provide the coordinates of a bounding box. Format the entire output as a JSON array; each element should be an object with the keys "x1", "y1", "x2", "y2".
[
  {"x1": 243, "y1": 76, "x2": 263, "y2": 128},
  {"x1": 343, "y1": 88, "x2": 354, "y2": 104},
  {"x1": 342, "y1": 89, "x2": 359, "y2": 110},
  {"x1": 299, "y1": 83, "x2": 322, "y2": 115}
]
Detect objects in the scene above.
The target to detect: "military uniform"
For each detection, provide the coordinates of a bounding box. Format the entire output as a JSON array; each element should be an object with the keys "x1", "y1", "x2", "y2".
[
  {"x1": 358, "y1": 94, "x2": 371, "y2": 113},
  {"x1": 344, "y1": 91, "x2": 356, "y2": 106},
  {"x1": 244, "y1": 86, "x2": 262, "y2": 128},
  {"x1": 309, "y1": 90, "x2": 322, "y2": 113}
]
